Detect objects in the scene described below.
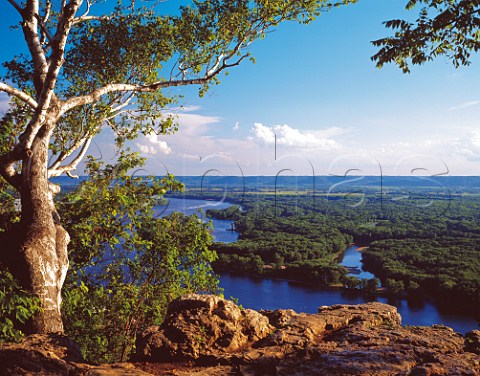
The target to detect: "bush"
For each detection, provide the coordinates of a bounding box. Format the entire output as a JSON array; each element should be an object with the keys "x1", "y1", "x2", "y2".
[{"x1": 0, "y1": 270, "x2": 41, "y2": 343}]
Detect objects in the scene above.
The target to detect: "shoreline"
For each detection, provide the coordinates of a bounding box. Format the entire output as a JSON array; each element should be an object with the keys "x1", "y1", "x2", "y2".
[{"x1": 216, "y1": 269, "x2": 368, "y2": 292}]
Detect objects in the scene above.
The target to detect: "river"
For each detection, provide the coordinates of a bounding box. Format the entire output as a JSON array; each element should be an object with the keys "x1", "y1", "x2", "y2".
[
  {"x1": 159, "y1": 197, "x2": 479, "y2": 334},
  {"x1": 154, "y1": 197, "x2": 239, "y2": 243}
]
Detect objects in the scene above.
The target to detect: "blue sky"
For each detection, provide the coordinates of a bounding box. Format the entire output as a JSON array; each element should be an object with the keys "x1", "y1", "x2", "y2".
[{"x1": 2, "y1": 0, "x2": 480, "y2": 176}]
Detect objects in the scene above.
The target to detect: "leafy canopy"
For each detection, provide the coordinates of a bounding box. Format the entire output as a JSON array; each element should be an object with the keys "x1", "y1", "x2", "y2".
[
  {"x1": 372, "y1": 0, "x2": 480, "y2": 72},
  {"x1": 0, "y1": 0, "x2": 357, "y2": 185},
  {"x1": 59, "y1": 152, "x2": 221, "y2": 363}
]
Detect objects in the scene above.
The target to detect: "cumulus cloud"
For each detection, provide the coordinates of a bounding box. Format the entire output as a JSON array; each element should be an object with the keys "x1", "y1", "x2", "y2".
[
  {"x1": 136, "y1": 133, "x2": 172, "y2": 155},
  {"x1": 233, "y1": 122, "x2": 240, "y2": 131},
  {"x1": 251, "y1": 123, "x2": 340, "y2": 149}
]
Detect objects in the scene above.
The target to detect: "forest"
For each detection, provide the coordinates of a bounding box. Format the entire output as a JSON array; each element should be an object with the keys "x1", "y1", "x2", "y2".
[{"x1": 186, "y1": 184, "x2": 480, "y2": 316}]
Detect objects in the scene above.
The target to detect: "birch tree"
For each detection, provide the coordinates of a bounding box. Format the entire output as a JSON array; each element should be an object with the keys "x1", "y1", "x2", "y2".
[{"x1": 0, "y1": 0, "x2": 355, "y2": 333}]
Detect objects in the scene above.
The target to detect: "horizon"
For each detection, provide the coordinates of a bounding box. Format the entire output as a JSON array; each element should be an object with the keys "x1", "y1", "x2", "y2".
[{"x1": 53, "y1": 174, "x2": 480, "y2": 178}]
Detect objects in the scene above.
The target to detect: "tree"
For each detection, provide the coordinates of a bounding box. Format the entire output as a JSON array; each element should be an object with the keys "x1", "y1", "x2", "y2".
[
  {"x1": 372, "y1": 0, "x2": 480, "y2": 72},
  {"x1": 0, "y1": 0, "x2": 356, "y2": 333},
  {"x1": 59, "y1": 153, "x2": 219, "y2": 362},
  {"x1": 384, "y1": 278, "x2": 405, "y2": 297}
]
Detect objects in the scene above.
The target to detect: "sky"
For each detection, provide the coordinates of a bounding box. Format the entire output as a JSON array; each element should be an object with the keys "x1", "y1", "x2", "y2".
[{"x1": 1, "y1": 1, "x2": 480, "y2": 177}]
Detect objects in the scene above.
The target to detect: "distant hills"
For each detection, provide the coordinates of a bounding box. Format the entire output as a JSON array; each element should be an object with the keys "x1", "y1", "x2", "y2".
[{"x1": 52, "y1": 175, "x2": 480, "y2": 193}]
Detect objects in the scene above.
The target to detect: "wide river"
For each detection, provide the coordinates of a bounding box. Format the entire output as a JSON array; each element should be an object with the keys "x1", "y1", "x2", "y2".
[{"x1": 158, "y1": 197, "x2": 478, "y2": 334}]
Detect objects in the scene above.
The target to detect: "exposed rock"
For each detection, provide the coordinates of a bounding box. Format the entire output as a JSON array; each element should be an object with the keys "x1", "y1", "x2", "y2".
[
  {"x1": 0, "y1": 334, "x2": 152, "y2": 375},
  {"x1": 465, "y1": 330, "x2": 480, "y2": 355},
  {"x1": 135, "y1": 294, "x2": 480, "y2": 376},
  {"x1": 135, "y1": 294, "x2": 273, "y2": 362},
  {"x1": 0, "y1": 333, "x2": 84, "y2": 375},
  {"x1": 1, "y1": 296, "x2": 479, "y2": 376}
]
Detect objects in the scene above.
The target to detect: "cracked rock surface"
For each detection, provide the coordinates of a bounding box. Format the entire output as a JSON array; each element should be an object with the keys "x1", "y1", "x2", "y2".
[{"x1": 1, "y1": 295, "x2": 479, "y2": 375}]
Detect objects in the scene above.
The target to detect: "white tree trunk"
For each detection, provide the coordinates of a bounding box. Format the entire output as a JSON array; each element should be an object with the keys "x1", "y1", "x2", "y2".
[{"x1": 18, "y1": 132, "x2": 69, "y2": 333}]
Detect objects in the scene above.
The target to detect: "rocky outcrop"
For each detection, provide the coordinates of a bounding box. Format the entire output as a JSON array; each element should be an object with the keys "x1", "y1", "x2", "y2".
[
  {"x1": 0, "y1": 333, "x2": 152, "y2": 376},
  {"x1": 1, "y1": 295, "x2": 479, "y2": 375},
  {"x1": 135, "y1": 294, "x2": 480, "y2": 375},
  {"x1": 135, "y1": 293, "x2": 273, "y2": 362}
]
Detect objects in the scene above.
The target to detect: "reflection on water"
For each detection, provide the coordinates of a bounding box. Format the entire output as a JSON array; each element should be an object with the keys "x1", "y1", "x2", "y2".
[
  {"x1": 158, "y1": 197, "x2": 478, "y2": 334},
  {"x1": 155, "y1": 197, "x2": 239, "y2": 243},
  {"x1": 340, "y1": 246, "x2": 376, "y2": 279},
  {"x1": 219, "y1": 273, "x2": 478, "y2": 334}
]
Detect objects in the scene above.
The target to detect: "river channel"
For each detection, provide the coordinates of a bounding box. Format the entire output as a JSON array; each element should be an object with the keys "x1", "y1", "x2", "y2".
[{"x1": 158, "y1": 197, "x2": 478, "y2": 334}]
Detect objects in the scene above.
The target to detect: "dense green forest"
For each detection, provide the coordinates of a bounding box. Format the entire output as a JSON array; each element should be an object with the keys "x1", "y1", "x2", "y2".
[{"x1": 186, "y1": 189, "x2": 480, "y2": 314}]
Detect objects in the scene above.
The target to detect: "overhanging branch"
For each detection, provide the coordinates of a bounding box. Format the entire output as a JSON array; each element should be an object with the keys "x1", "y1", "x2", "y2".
[
  {"x1": 48, "y1": 135, "x2": 93, "y2": 178},
  {"x1": 0, "y1": 83, "x2": 38, "y2": 110},
  {"x1": 6, "y1": 0, "x2": 23, "y2": 15}
]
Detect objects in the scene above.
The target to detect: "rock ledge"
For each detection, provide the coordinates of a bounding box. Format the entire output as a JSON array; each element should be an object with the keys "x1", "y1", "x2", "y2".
[{"x1": 1, "y1": 294, "x2": 479, "y2": 375}]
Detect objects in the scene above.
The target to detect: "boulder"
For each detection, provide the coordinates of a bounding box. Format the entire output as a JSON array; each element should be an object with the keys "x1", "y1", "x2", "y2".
[
  {"x1": 465, "y1": 330, "x2": 480, "y2": 355},
  {"x1": 134, "y1": 295, "x2": 480, "y2": 376},
  {"x1": 135, "y1": 294, "x2": 273, "y2": 362}
]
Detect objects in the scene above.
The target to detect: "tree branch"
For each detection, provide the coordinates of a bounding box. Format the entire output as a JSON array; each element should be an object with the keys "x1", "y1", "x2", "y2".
[
  {"x1": 62, "y1": 70, "x2": 227, "y2": 113},
  {"x1": 6, "y1": 0, "x2": 23, "y2": 15},
  {"x1": 0, "y1": 82, "x2": 38, "y2": 109},
  {"x1": 38, "y1": 1, "x2": 53, "y2": 46},
  {"x1": 22, "y1": 0, "x2": 48, "y2": 93},
  {"x1": 72, "y1": 15, "x2": 111, "y2": 25},
  {"x1": 0, "y1": 151, "x2": 23, "y2": 191},
  {"x1": 48, "y1": 135, "x2": 93, "y2": 178},
  {"x1": 20, "y1": 0, "x2": 82, "y2": 150}
]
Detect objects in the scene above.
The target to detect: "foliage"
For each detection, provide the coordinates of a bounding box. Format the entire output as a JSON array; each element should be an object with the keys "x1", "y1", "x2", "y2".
[
  {"x1": 0, "y1": 0, "x2": 359, "y2": 184},
  {"x1": 188, "y1": 186, "x2": 480, "y2": 313},
  {"x1": 0, "y1": 271, "x2": 41, "y2": 343},
  {"x1": 384, "y1": 278, "x2": 405, "y2": 297},
  {"x1": 372, "y1": 0, "x2": 480, "y2": 72},
  {"x1": 59, "y1": 153, "x2": 221, "y2": 363},
  {"x1": 207, "y1": 205, "x2": 243, "y2": 220},
  {"x1": 0, "y1": 180, "x2": 30, "y2": 343},
  {"x1": 342, "y1": 275, "x2": 362, "y2": 289},
  {"x1": 363, "y1": 238, "x2": 480, "y2": 310},
  {"x1": 0, "y1": 0, "x2": 357, "y2": 336}
]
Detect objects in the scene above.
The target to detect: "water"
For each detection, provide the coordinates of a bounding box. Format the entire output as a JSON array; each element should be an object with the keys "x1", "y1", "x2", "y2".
[
  {"x1": 155, "y1": 197, "x2": 239, "y2": 243},
  {"x1": 339, "y1": 246, "x2": 376, "y2": 280},
  {"x1": 158, "y1": 197, "x2": 478, "y2": 334},
  {"x1": 219, "y1": 273, "x2": 478, "y2": 334}
]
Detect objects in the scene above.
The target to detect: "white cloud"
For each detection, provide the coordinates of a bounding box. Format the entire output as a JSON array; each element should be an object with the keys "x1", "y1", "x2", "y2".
[
  {"x1": 453, "y1": 131, "x2": 480, "y2": 161},
  {"x1": 233, "y1": 122, "x2": 240, "y2": 131},
  {"x1": 448, "y1": 100, "x2": 480, "y2": 111},
  {"x1": 136, "y1": 133, "x2": 172, "y2": 155},
  {"x1": 167, "y1": 104, "x2": 221, "y2": 130},
  {"x1": 251, "y1": 123, "x2": 340, "y2": 149},
  {"x1": 175, "y1": 113, "x2": 221, "y2": 129},
  {"x1": 135, "y1": 106, "x2": 221, "y2": 158}
]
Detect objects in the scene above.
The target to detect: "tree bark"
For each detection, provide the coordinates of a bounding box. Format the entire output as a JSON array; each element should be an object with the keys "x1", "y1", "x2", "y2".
[{"x1": 16, "y1": 126, "x2": 69, "y2": 334}]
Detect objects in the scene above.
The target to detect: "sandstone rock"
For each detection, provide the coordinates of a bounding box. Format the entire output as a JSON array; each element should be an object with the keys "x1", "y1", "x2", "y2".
[
  {"x1": 1, "y1": 296, "x2": 478, "y2": 376},
  {"x1": 0, "y1": 333, "x2": 84, "y2": 375},
  {"x1": 317, "y1": 302, "x2": 402, "y2": 329},
  {"x1": 134, "y1": 295, "x2": 480, "y2": 376},
  {"x1": 0, "y1": 334, "x2": 153, "y2": 375},
  {"x1": 465, "y1": 330, "x2": 480, "y2": 355},
  {"x1": 135, "y1": 294, "x2": 273, "y2": 362}
]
